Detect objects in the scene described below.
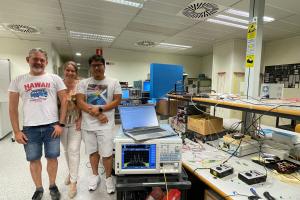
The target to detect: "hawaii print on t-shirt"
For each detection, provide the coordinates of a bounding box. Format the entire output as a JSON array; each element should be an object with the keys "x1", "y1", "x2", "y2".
[{"x1": 24, "y1": 82, "x2": 50, "y2": 102}]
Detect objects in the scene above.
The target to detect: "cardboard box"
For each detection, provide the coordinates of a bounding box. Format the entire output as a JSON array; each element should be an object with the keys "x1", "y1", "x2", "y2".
[
  {"x1": 156, "y1": 99, "x2": 184, "y2": 116},
  {"x1": 187, "y1": 115, "x2": 223, "y2": 135}
]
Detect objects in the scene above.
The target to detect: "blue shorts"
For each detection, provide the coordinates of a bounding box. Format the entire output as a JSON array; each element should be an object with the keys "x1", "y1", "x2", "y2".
[{"x1": 23, "y1": 123, "x2": 60, "y2": 161}]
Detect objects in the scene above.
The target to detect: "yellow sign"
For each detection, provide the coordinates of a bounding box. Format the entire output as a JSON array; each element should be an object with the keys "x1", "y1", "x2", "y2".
[
  {"x1": 247, "y1": 22, "x2": 257, "y2": 40},
  {"x1": 246, "y1": 55, "x2": 255, "y2": 68},
  {"x1": 246, "y1": 18, "x2": 257, "y2": 68}
]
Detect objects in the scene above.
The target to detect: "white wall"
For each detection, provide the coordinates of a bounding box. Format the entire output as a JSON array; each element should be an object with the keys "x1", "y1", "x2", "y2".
[
  {"x1": 212, "y1": 40, "x2": 234, "y2": 94},
  {"x1": 233, "y1": 39, "x2": 247, "y2": 73},
  {"x1": 51, "y1": 44, "x2": 63, "y2": 75},
  {"x1": 202, "y1": 54, "x2": 213, "y2": 78},
  {"x1": 0, "y1": 38, "x2": 60, "y2": 79},
  {"x1": 101, "y1": 48, "x2": 208, "y2": 85},
  {"x1": 212, "y1": 39, "x2": 246, "y2": 119},
  {"x1": 264, "y1": 35, "x2": 300, "y2": 66},
  {"x1": 0, "y1": 38, "x2": 62, "y2": 128}
]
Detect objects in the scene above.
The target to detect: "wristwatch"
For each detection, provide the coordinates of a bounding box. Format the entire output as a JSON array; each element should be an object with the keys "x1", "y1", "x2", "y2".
[
  {"x1": 98, "y1": 106, "x2": 104, "y2": 113},
  {"x1": 58, "y1": 122, "x2": 65, "y2": 127}
]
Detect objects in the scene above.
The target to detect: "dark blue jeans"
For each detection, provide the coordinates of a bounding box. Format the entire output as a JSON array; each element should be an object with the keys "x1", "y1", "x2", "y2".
[{"x1": 23, "y1": 123, "x2": 60, "y2": 161}]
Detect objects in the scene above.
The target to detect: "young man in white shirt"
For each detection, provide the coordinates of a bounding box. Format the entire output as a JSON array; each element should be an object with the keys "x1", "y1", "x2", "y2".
[
  {"x1": 76, "y1": 55, "x2": 121, "y2": 194},
  {"x1": 8, "y1": 48, "x2": 67, "y2": 200}
]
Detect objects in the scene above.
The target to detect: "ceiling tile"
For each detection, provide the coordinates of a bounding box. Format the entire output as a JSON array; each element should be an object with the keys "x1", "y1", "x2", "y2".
[
  {"x1": 1, "y1": 0, "x2": 300, "y2": 60},
  {"x1": 125, "y1": 21, "x2": 180, "y2": 37},
  {"x1": 264, "y1": 20, "x2": 300, "y2": 33},
  {"x1": 266, "y1": 0, "x2": 300, "y2": 15},
  {"x1": 281, "y1": 14, "x2": 300, "y2": 27}
]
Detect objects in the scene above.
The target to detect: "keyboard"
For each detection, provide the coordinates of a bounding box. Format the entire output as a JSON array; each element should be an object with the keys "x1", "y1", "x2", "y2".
[{"x1": 128, "y1": 128, "x2": 166, "y2": 135}]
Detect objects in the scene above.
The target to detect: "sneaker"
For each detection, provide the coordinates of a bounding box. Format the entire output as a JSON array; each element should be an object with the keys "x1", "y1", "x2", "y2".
[
  {"x1": 64, "y1": 175, "x2": 71, "y2": 185},
  {"x1": 88, "y1": 175, "x2": 100, "y2": 191},
  {"x1": 68, "y1": 182, "x2": 77, "y2": 199},
  {"x1": 49, "y1": 185, "x2": 61, "y2": 200},
  {"x1": 105, "y1": 176, "x2": 115, "y2": 194},
  {"x1": 32, "y1": 190, "x2": 43, "y2": 200}
]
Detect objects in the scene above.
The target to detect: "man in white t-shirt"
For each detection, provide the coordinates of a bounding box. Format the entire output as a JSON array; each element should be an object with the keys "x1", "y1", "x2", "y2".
[
  {"x1": 76, "y1": 55, "x2": 121, "y2": 194},
  {"x1": 8, "y1": 48, "x2": 67, "y2": 200}
]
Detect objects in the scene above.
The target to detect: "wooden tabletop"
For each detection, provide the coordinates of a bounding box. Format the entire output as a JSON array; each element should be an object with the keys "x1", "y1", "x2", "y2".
[{"x1": 167, "y1": 94, "x2": 300, "y2": 120}]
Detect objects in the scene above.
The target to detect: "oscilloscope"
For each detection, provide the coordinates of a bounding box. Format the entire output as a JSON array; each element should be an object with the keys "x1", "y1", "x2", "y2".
[{"x1": 114, "y1": 130, "x2": 182, "y2": 175}]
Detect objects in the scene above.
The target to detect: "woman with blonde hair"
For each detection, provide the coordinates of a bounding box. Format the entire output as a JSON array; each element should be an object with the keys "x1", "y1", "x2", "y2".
[{"x1": 60, "y1": 61, "x2": 82, "y2": 198}]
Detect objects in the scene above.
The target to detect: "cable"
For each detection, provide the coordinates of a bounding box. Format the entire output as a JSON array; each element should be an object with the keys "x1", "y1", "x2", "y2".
[
  {"x1": 163, "y1": 168, "x2": 169, "y2": 200},
  {"x1": 258, "y1": 138, "x2": 268, "y2": 178},
  {"x1": 239, "y1": 98, "x2": 296, "y2": 107},
  {"x1": 193, "y1": 167, "x2": 210, "y2": 172},
  {"x1": 190, "y1": 94, "x2": 211, "y2": 115},
  {"x1": 246, "y1": 67, "x2": 251, "y2": 99},
  {"x1": 221, "y1": 116, "x2": 264, "y2": 165},
  {"x1": 243, "y1": 105, "x2": 282, "y2": 137},
  {"x1": 287, "y1": 174, "x2": 300, "y2": 182},
  {"x1": 217, "y1": 121, "x2": 244, "y2": 164},
  {"x1": 222, "y1": 138, "x2": 243, "y2": 164}
]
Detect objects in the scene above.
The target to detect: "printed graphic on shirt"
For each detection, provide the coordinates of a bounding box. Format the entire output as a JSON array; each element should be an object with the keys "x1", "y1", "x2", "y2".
[
  {"x1": 24, "y1": 82, "x2": 50, "y2": 92},
  {"x1": 87, "y1": 84, "x2": 108, "y2": 105},
  {"x1": 24, "y1": 82, "x2": 50, "y2": 102}
]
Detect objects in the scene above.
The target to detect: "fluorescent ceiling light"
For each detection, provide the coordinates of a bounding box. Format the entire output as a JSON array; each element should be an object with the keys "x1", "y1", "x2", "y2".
[
  {"x1": 225, "y1": 9, "x2": 249, "y2": 18},
  {"x1": 103, "y1": 0, "x2": 143, "y2": 8},
  {"x1": 75, "y1": 52, "x2": 81, "y2": 56},
  {"x1": 225, "y1": 9, "x2": 275, "y2": 22},
  {"x1": 216, "y1": 14, "x2": 249, "y2": 24},
  {"x1": 76, "y1": 63, "x2": 81, "y2": 66},
  {"x1": 0, "y1": 25, "x2": 6, "y2": 31},
  {"x1": 157, "y1": 43, "x2": 192, "y2": 50},
  {"x1": 263, "y1": 16, "x2": 275, "y2": 22},
  {"x1": 70, "y1": 31, "x2": 115, "y2": 42},
  {"x1": 207, "y1": 18, "x2": 248, "y2": 29}
]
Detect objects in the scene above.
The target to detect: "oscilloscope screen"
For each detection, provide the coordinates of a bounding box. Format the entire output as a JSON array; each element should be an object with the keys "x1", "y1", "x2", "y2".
[{"x1": 121, "y1": 144, "x2": 156, "y2": 169}]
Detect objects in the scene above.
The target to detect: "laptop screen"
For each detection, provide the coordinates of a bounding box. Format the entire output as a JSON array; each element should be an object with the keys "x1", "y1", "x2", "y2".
[{"x1": 119, "y1": 105, "x2": 159, "y2": 131}]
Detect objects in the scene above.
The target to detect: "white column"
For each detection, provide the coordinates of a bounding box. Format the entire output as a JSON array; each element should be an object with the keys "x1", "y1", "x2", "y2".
[
  {"x1": 242, "y1": 0, "x2": 265, "y2": 134},
  {"x1": 245, "y1": 0, "x2": 265, "y2": 98}
]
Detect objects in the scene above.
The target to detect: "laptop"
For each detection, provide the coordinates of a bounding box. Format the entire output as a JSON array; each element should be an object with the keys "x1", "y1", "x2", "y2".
[{"x1": 118, "y1": 105, "x2": 176, "y2": 141}]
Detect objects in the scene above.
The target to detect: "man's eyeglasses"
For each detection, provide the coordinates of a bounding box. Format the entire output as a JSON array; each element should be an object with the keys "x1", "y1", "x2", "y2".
[{"x1": 91, "y1": 63, "x2": 104, "y2": 68}]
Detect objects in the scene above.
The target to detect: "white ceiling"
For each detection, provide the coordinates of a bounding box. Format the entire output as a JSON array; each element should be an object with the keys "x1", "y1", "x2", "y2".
[{"x1": 1, "y1": 0, "x2": 300, "y2": 64}]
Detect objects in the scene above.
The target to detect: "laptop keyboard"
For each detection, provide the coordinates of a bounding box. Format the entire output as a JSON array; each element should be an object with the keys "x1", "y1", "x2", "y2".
[{"x1": 128, "y1": 128, "x2": 165, "y2": 135}]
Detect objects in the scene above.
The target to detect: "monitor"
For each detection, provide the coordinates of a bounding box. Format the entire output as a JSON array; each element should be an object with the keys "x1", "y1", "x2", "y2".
[
  {"x1": 119, "y1": 105, "x2": 159, "y2": 131},
  {"x1": 121, "y1": 144, "x2": 156, "y2": 169},
  {"x1": 143, "y1": 81, "x2": 150, "y2": 92},
  {"x1": 260, "y1": 83, "x2": 284, "y2": 99},
  {"x1": 122, "y1": 89, "x2": 130, "y2": 99},
  {"x1": 133, "y1": 80, "x2": 143, "y2": 90}
]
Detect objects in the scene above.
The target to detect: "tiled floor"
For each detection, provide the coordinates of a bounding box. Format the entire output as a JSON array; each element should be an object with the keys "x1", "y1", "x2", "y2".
[{"x1": 0, "y1": 134, "x2": 116, "y2": 200}]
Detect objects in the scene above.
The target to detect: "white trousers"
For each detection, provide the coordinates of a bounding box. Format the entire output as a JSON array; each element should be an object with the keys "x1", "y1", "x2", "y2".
[{"x1": 61, "y1": 125, "x2": 82, "y2": 183}]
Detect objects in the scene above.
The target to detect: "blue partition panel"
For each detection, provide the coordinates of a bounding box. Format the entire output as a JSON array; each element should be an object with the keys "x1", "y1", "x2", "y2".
[{"x1": 150, "y1": 63, "x2": 183, "y2": 99}]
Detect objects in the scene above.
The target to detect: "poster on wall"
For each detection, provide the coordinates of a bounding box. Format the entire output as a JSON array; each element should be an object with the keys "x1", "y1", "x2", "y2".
[{"x1": 264, "y1": 63, "x2": 300, "y2": 88}]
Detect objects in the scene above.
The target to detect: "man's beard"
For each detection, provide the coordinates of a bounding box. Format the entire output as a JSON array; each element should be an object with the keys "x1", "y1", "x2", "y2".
[{"x1": 32, "y1": 66, "x2": 44, "y2": 73}]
